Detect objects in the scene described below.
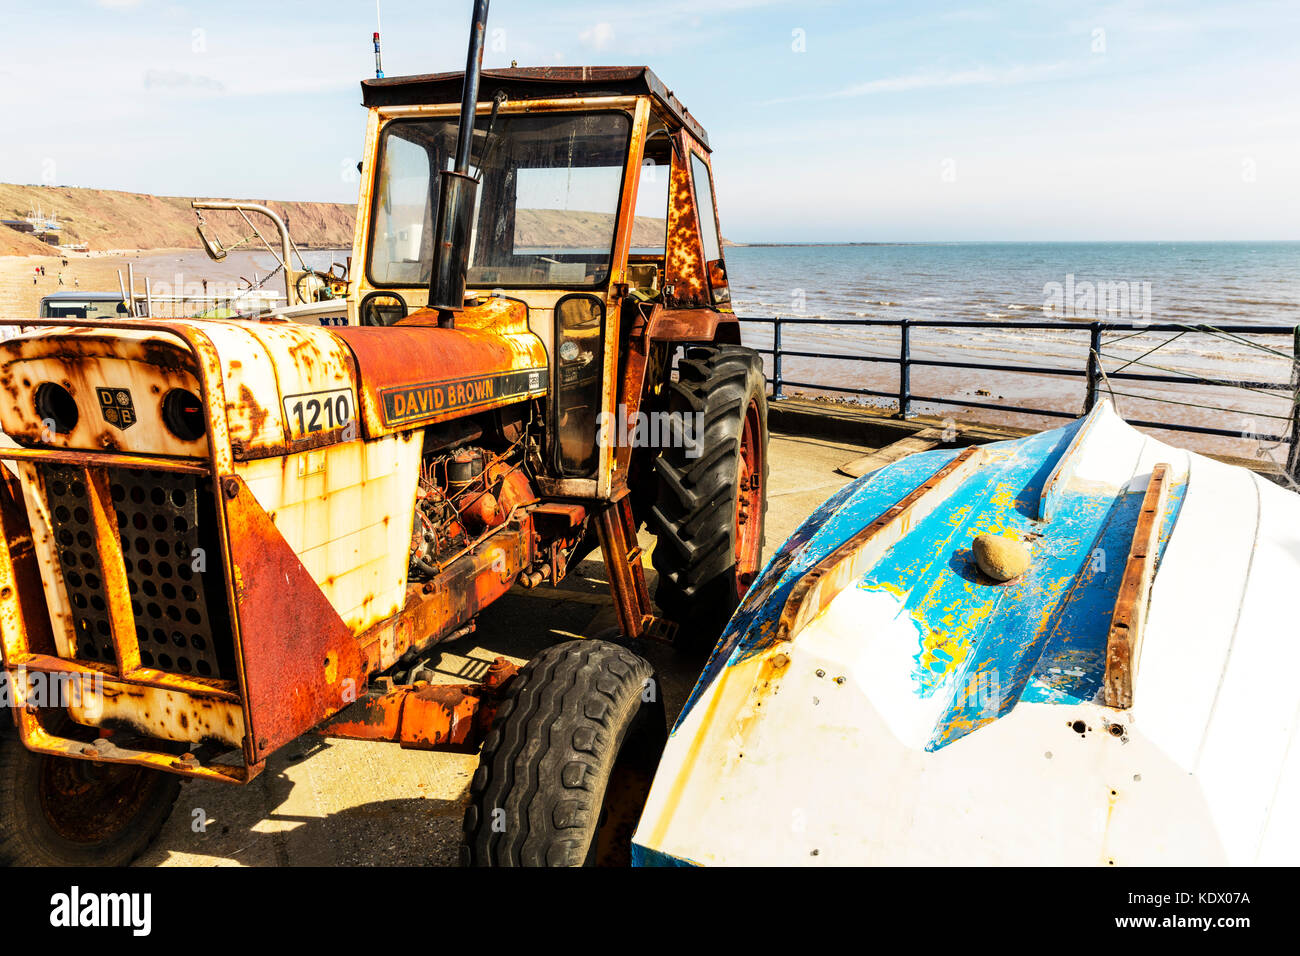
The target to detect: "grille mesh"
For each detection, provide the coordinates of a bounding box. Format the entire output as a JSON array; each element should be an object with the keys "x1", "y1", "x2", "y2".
[
  {"x1": 42, "y1": 467, "x2": 115, "y2": 663},
  {"x1": 39, "y1": 464, "x2": 236, "y2": 679}
]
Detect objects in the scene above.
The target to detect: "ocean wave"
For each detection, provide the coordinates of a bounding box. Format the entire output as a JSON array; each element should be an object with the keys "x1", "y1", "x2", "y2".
[{"x1": 1226, "y1": 297, "x2": 1296, "y2": 307}]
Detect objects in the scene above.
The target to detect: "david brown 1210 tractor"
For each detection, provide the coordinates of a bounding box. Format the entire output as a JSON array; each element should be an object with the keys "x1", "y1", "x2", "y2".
[{"x1": 0, "y1": 0, "x2": 767, "y2": 867}]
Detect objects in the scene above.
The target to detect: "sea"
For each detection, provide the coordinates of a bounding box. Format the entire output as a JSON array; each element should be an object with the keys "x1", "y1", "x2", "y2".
[{"x1": 725, "y1": 241, "x2": 1300, "y2": 460}]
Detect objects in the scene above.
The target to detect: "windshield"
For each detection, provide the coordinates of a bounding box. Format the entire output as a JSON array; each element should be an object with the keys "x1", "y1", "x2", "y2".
[
  {"x1": 40, "y1": 298, "x2": 128, "y2": 319},
  {"x1": 368, "y1": 111, "x2": 631, "y2": 289}
]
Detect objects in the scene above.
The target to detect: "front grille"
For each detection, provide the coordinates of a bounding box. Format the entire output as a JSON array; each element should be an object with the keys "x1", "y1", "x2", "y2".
[
  {"x1": 39, "y1": 464, "x2": 237, "y2": 679},
  {"x1": 42, "y1": 468, "x2": 114, "y2": 663}
]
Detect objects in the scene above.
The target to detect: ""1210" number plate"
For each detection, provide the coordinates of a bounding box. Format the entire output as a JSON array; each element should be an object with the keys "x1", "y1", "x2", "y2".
[{"x1": 283, "y1": 388, "x2": 354, "y2": 439}]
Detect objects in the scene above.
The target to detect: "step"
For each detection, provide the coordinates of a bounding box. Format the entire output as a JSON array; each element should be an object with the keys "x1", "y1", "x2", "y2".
[{"x1": 836, "y1": 427, "x2": 947, "y2": 479}]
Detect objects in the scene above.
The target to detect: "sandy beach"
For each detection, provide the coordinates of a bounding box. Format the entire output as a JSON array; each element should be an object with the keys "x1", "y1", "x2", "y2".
[
  {"x1": 0, "y1": 248, "x2": 191, "y2": 318},
  {"x1": 0, "y1": 246, "x2": 351, "y2": 319}
]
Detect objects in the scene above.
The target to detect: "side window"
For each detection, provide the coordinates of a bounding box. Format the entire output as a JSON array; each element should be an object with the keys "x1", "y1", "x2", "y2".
[
  {"x1": 633, "y1": 128, "x2": 672, "y2": 254},
  {"x1": 690, "y1": 152, "x2": 722, "y2": 263},
  {"x1": 369, "y1": 132, "x2": 434, "y2": 284}
]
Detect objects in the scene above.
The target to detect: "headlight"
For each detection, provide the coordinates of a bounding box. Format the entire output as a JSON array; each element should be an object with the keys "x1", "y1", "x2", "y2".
[
  {"x1": 161, "y1": 389, "x2": 205, "y2": 442},
  {"x1": 34, "y1": 382, "x2": 78, "y2": 435}
]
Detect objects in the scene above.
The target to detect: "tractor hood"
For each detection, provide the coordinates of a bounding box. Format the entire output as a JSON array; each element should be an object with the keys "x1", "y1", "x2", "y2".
[
  {"x1": 0, "y1": 298, "x2": 547, "y2": 459},
  {"x1": 330, "y1": 298, "x2": 547, "y2": 440}
]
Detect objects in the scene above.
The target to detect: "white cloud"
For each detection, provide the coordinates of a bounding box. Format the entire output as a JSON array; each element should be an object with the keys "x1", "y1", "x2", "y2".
[
  {"x1": 578, "y1": 22, "x2": 616, "y2": 51},
  {"x1": 142, "y1": 69, "x2": 225, "y2": 93},
  {"x1": 770, "y1": 61, "x2": 1088, "y2": 104}
]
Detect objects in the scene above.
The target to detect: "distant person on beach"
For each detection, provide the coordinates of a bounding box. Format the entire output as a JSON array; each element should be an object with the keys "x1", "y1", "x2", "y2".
[
  {"x1": 57, "y1": 273, "x2": 64, "y2": 286},
  {"x1": 73, "y1": 276, "x2": 79, "y2": 288}
]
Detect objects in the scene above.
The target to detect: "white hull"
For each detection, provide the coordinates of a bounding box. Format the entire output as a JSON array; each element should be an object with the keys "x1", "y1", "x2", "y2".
[{"x1": 633, "y1": 402, "x2": 1300, "y2": 865}]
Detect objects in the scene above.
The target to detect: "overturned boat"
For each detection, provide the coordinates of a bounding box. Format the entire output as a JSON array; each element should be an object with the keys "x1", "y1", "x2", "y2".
[{"x1": 632, "y1": 400, "x2": 1300, "y2": 865}]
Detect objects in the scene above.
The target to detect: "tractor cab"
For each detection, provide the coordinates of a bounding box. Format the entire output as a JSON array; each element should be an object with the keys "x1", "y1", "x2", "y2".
[
  {"x1": 347, "y1": 67, "x2": 739, "y2": 502},
  {"x1": 353, "y1": 67, "x2": 730, "y2": 316}
]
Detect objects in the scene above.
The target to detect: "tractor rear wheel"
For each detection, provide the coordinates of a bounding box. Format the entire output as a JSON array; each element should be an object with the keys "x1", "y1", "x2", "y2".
[
  {"x1": 648, "y1": 345, "x2": 768, "y2": 641},
  {"x1": 460, "y1": 639, "x2": 665, "y2": 866},
  {"x1": 0, "y1": 718, "x2": 181, "y2": 866}
]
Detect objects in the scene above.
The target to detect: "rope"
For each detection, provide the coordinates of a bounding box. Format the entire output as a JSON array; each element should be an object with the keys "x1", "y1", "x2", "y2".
[
  {"x1": 1103, "y1": 322, "x2": 1292, "y2": 362},
  {"x1": 1100, "y1": 326, "x2": 1167, "y2": 350},
  {"x1": 1195, "y1": 323, "x2": 1295, "y2": 362},
  {"x1": 1106, "y1": 329, "x2": 1188, "y2": 376},
  {"x1": 1102, "y1": 389, "x2": 1293, "y2": 421},
  {"x1": 1096, "y1": 353, "x2": 1293, "y2": 403},
  {"x1": 1094, "y1": 350, "x2": 1120, "y2": 413}
]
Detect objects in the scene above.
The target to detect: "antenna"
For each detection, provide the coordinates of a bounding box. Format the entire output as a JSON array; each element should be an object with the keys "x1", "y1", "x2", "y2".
[{"x1": 373, "y1": 0, "x2": 384, "y2": 78}]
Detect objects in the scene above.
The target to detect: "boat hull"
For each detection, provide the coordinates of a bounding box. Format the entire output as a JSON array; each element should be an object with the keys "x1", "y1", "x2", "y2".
[{"x1": 632, "y1": 401, "x2": 1300, "y2": 865}]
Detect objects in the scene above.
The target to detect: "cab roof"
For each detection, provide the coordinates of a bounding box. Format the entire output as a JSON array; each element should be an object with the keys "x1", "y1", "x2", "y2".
[{"x1": 360, "y1": 66, "x2": 709, "y2": 149}]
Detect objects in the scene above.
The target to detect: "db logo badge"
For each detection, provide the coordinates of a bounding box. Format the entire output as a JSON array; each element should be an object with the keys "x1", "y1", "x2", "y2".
[{"x1": 97, "y1": 387, "x2": 136, "y2": 430}]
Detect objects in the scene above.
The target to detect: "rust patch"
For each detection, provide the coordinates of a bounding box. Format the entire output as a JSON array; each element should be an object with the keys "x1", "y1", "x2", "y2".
[
  {"x1": 663, "y1": 132, "x2": 709, "y2": 308},
  {"x1": 222, "y1": 474, "x2": 365, "y2": 760},
  {"x1": 235, "y1": 384, "x2": 269, "y2": 438},
  {"x1": 315, "y1": 657, "x2": 519, "y2": 752},
  {"x1": 1102, "y1": 464, "x2": 1170, "y2": 710}
]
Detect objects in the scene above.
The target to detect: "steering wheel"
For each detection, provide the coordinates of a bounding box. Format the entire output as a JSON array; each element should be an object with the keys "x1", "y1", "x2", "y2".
[
  {"x1": 295, "y1": 270, "x2": 344, "y2": 303},
  {"x1": 358, "y1": 291, "x2": 409, "y2": 327}
]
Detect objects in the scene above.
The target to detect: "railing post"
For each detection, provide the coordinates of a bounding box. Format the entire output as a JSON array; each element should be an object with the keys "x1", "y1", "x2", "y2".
[
  {"x1": 1288, "y1": 326, "x2": 1300, "y2": 483},
  {"x1": 772, "y1": 316, "x2": 784, "y2": 401},
  {"x1": 1084, "y1": 322, "x2": 1102, "y2": 412},
  {"x1": 898, "y1": 319, "x2": 911, "y2": 419}
]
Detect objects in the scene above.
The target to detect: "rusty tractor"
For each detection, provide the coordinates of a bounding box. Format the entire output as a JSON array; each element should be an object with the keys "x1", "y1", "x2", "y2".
[{"x1": 0, "y1": 0, "x2": 766, "y2": 867}]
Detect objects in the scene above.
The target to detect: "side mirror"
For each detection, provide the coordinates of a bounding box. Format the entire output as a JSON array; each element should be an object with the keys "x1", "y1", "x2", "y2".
[
  {"x1": 196, "y1": 224, "x2": 227, "y2": 261},
  {"x1": 707, "y1": 258, "x2": 731, "y2": 306},
  {"x1": 358, "y1": 291, "x2": 408, "y2": 327}
]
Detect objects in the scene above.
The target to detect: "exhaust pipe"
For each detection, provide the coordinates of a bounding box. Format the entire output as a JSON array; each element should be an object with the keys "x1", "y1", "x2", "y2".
[{"x1": 428, "y1": 0, "x2": 490, "y2": 321}]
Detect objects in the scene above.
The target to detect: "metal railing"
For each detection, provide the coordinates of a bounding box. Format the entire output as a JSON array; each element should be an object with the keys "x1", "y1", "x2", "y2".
[
  {"x1": 132, "y1": 292, "x2": 285, "y2": 319},
  {"x1": 738, "y1": 316, "x2": 1300, "y2": 480}
]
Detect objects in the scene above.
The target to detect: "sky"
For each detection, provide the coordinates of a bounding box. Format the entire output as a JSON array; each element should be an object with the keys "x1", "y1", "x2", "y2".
[{"x1": 1, "y1": 0, "x2": 1298, "y2": 242}]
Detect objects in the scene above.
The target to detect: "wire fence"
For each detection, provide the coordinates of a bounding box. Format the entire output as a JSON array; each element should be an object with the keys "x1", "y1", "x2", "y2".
[{"x1": 133, "y1": 292, "x2": 285, "y2": 319}]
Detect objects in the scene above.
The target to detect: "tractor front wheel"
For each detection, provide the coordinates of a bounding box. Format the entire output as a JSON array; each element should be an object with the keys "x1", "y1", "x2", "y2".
[
  {"x1": 0, "y1": 718, "x2": 181, "y2": 866},
  {"x1": 460, "y1": 639, "x2": 665, "y2": 866}
]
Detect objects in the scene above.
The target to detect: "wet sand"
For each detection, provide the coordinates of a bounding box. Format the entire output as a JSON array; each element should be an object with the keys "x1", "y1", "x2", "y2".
[{"x1": 748, "y1": 330, "x2": 1293, "y2": 462}]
